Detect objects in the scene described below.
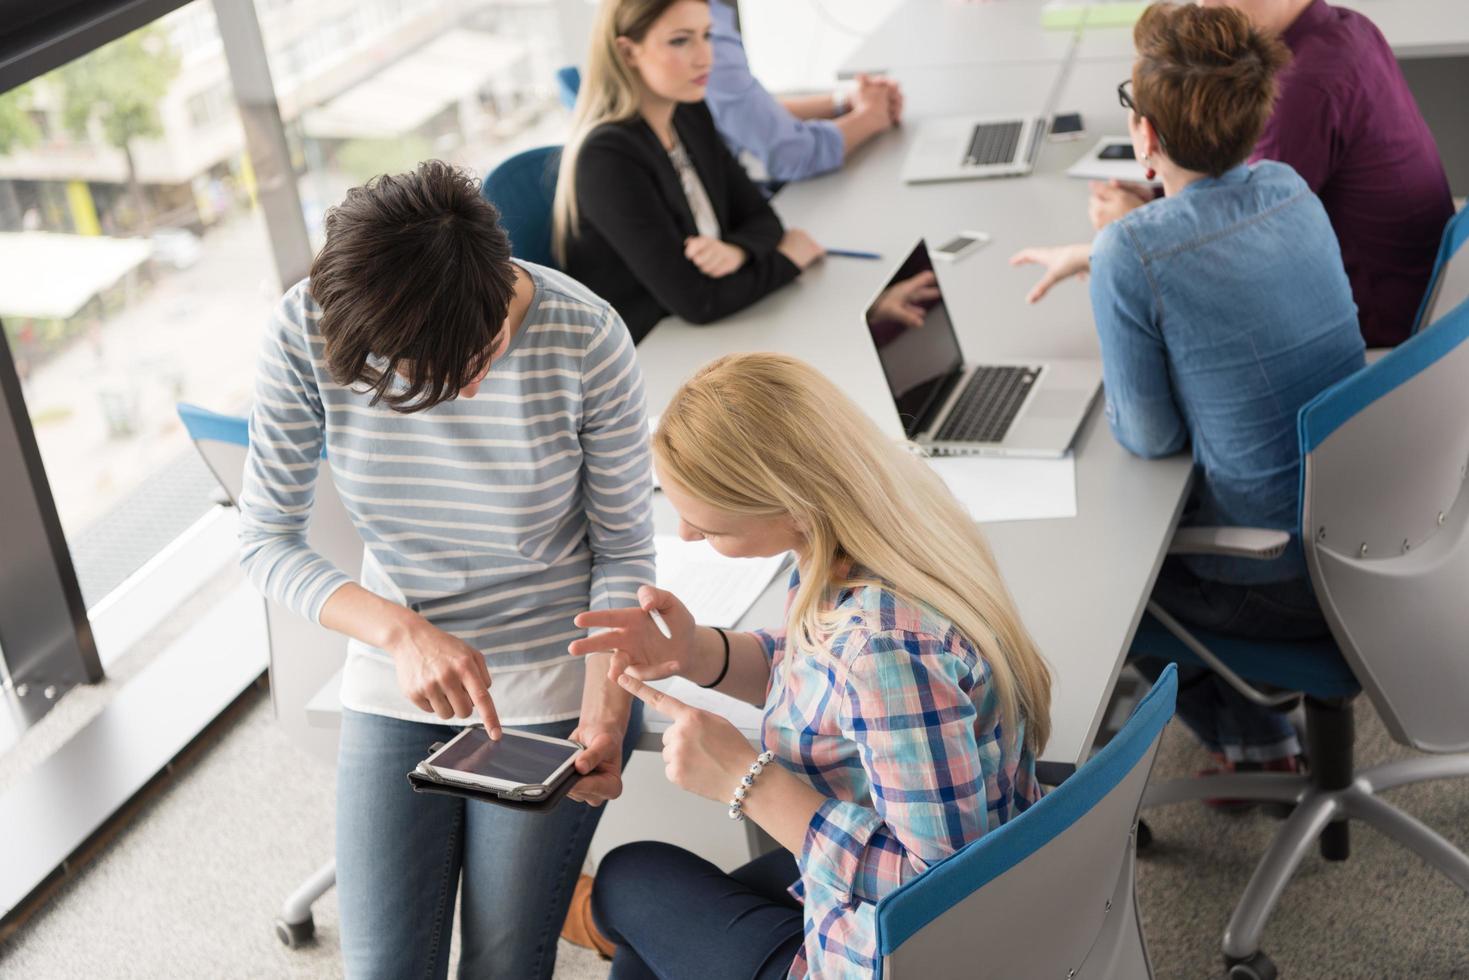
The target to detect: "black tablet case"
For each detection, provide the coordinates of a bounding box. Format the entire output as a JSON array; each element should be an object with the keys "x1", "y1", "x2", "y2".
[{"x1": 407, "y1": 737, "x2": 582, "y2": 814}]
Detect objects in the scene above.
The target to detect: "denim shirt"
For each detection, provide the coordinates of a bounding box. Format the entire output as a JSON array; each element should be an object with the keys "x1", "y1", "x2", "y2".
[
  {"x1": 1090, "y1": 161, "x2": 1365, "y2": 584},
  {"x1": 705, "y1": 1, "x2": 845, "y2": 182}
]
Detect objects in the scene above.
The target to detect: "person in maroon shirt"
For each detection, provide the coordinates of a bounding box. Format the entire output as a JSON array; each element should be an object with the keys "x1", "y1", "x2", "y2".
[{"x1": 1090, "y1": 0, "x2": 1455, "y2": 347}]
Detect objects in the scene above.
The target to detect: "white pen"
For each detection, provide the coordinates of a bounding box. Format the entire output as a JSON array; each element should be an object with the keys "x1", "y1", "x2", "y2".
[{"x1": 647, "y1": 607, "x2": 673, "y2": 640}]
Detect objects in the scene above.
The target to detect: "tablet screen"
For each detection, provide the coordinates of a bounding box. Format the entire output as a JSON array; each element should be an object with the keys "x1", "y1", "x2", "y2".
[{"x1": 431, "y1": 729, "x2": 578, "y2": 785}]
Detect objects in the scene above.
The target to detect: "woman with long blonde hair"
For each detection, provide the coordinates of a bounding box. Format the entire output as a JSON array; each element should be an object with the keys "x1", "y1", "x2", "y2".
[
  {"x1": 568, "y1": 353, "x2": 1053, "y2": 979},
  {"x1": 552, "y1": 0, "x2": 823, "y2": 342}
]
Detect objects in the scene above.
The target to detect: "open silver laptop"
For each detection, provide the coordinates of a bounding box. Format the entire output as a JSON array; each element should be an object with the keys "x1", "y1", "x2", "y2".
[
  {"x1": 900, "y1": 46, "x2": 1071, "y2": 183},
  {"x1": 863, "y1": 239, "x2": 1100, "y2": 458}
]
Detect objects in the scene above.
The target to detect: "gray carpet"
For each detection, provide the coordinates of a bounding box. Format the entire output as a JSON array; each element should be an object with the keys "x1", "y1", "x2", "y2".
[{"x1": 1, "y1": 687, "x2": 1467, "y2": 979}]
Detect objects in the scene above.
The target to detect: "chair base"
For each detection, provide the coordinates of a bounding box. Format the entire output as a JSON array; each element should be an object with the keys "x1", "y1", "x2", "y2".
[
  {"x1": 1142, "y1": 753, "x2": 1469, "y2": 964},
  {"x1": 275, "y1": 858, "x2": 336, "y2": 948}
]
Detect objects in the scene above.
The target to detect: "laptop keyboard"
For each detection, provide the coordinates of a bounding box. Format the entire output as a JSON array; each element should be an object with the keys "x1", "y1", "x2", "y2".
[
  {"x1": 933, "y1": 365, "x2": 1041, "y2": 444},
  {"x1": 963, "y1": 121, "x2": 1023, "y2": 167}
]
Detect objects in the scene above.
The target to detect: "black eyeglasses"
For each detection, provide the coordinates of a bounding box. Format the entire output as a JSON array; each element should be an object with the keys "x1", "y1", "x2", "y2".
[{"x1": 1117, "y1": 78, "x2": 1169, "y2": 153}]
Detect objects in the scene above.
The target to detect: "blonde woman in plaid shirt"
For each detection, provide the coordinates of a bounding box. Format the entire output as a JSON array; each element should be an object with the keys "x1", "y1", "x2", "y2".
[{"x1": 569, "y1": 353, "x2": 1053, "y2": 979}]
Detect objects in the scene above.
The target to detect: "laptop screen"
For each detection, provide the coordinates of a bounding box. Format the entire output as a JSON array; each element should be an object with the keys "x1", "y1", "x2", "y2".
[{"x1": 864, "y1": 240, "x2": 964, "y2": 437}]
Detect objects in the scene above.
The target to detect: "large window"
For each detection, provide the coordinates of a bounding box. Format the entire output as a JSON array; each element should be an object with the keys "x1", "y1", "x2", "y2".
[{"x1": 0, "y1": 0, "x2": 573, "y2": 618}]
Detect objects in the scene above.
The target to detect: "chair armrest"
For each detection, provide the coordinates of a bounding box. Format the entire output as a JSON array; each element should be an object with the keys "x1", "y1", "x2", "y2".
[{"x1": 1168, "y1": 527, "x2": 1290, "y2": 560}]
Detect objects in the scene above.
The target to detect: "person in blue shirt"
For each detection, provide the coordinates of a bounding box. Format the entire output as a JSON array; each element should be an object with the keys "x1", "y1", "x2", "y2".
[
  {"x1": 1012, "y1": 2, "x2": 1365, "y2": 787},
  {"x1": 705, "y1": 0, "x2": 902, "y2": 183}
]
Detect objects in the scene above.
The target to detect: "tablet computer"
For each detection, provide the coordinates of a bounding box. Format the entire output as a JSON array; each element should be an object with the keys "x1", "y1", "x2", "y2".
[{"x1": 415, "y1": 727, "x2": 582, "y2": 802}]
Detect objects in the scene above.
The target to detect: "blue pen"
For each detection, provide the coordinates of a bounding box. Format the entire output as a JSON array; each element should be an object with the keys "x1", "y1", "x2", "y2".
[{"x1": 825, "y1": 248, "x2": 883, "y2": 260}]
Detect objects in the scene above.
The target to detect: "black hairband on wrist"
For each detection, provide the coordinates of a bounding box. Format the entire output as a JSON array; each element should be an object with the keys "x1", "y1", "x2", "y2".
[{"x1": 701, "y1": 626, "x2": 731, "y2": 689}]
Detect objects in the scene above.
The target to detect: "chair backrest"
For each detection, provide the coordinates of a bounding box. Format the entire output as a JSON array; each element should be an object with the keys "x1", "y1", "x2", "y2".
[
  {"x1": 482, "y1": 145, "x2": 563, "y2": 269},
  {"x1": 1413, "y1": 204, "x2": 1469, "y2": 334},
  {"x1": 177, "y1": 403, "x2": 358, "y2": 765},
  {"x1": 876, "y1": 666, "x2": 1177, "y2": 980},
  {"x1": 555, "y1": 65, "x2": 581, "y2": 111},
  {"x1": 1299, "y1": 297, "x2": 1469, "y2": 753}
]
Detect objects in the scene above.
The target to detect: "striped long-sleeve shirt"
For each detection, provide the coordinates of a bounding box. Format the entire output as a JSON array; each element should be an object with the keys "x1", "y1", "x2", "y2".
[
  {"x1": 238, "y1": 262, "x2": 655, "y2": 725},
  {"x1": 753, "y1": 567, "x2": 1042, "y2": 979}
]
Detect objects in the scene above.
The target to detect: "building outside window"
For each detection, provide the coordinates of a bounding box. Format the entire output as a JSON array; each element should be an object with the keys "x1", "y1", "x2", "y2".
[{"x1": 0, "y1": 0, "x2": 571, "y2": 658}]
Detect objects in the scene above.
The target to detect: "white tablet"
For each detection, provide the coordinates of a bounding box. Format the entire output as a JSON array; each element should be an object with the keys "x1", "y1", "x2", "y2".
[
  {"x1": 416, "y1": 727, "x2": 582, "y2": 801},
  {"x1": 1065, "y1": 136, "x2": 1162, "y2": 185}
]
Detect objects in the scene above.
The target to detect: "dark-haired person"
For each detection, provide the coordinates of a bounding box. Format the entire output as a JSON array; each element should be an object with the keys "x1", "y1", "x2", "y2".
[
  {"x1": 1090, "y1": 0, "x2": 1454, "y2": 348},
  {"x1": 1013, "y1": 3, "x2": 1365, "y2": 784},
  {"x1": 238, "y1": 160, "x2": 654, "y2": 978},
  {"x1": 553, "y1": 0, "x2": 824, "y2": 342}
]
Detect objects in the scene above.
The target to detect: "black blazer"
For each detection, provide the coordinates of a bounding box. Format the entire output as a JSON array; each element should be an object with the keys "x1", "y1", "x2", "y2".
[{"x1": 565, "y1": 101, "x2": 800, "y2": 342}]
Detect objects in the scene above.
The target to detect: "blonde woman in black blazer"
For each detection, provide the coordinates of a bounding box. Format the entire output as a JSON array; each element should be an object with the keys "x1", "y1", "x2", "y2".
[{"x1": 553, "y1": 0, "x2": 823, "y2": 342}]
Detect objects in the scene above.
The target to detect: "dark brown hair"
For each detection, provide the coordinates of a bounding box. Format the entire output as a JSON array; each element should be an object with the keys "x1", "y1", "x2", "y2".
[
  {"x1": 1132, "y1": 2, "x2": 1291, "y2": 176},
  {"x1": 309, "y1": 160, "x2": 516, "y2": 413}
]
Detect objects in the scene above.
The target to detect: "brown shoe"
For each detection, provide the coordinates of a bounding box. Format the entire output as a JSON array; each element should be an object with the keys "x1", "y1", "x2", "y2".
[{"x1": 561, "y1": 873, "x2": 616, "y2": 959}]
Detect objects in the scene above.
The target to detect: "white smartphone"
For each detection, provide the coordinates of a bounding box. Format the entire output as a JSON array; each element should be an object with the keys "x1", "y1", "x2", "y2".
[
  {"x1": 416, "y1": 727, "x2": 582, "y2": 800},
  {"x1": 931, "y1": 231, "x2": 991, "y2": 263}
]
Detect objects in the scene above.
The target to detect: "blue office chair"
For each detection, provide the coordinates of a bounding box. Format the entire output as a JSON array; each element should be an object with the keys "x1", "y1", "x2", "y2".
[
  {"x1": 875, "y1": 665, "x2": 1177, "y2": 979},
  {"x1": 1132, "y1": 296, "x2": 1469, "y2": 979},
  {"x1": 1412, "y1": 204, "x2": 1469, "y2": 333},
  {"x1": 482, "y1": 145, "x2": 562, "y2": 269},
  {"x1": 556, "y1": 65, "x2": 581, "y2": 110},
  {"x1": 177, "y1": 403, "x2": 357, "y2": 949}
]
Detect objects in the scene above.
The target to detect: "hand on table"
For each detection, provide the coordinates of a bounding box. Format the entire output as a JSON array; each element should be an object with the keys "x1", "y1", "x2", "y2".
[
  {"x1": 570, "y1": 585, "x2": 696, "y2": 683},
  {"x1": 684, "y1": 236, "x2": 747, "y2": 278},
  {"x1": 777, "y1": 229, "x2": 825, "y2": 270},
  {"x1": 853, "y1": 72, "x2": 903, "y2": 127},
  {"x1": 389, "y1": 616, "x2": 501, "y2": 736},
  {"x1": 617, "y1": 673, "x2": 757, "y2": 803},
  {"x1": 1087, "y1": 179, "x2": 1153, "y2": 230},
  {"x1": 1009, "y1": 243, "x2": 1092, "y2": 304}
]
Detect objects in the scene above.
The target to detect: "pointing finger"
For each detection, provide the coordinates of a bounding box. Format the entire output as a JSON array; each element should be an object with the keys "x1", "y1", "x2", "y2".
[{"x1": 616, "y1": 674, "x2": 689, "y2": 717}]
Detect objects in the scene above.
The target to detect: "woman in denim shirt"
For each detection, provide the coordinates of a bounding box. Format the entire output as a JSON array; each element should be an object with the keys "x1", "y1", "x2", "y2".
[{"x1": 1014, "y1": 3, "x2": 1364, "y2": 783}]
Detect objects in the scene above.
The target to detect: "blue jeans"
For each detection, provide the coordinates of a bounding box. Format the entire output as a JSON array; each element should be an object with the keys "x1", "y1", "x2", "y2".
[
  {"x1": 336, "y1": 702, "x2": 642, "y2": 979},
  {"x1": 1134, "y1": 557, "x2": 1328, "y2": 764},
  {"x1": 592, "y1": 841, "x2": 804, "y2": 980}
]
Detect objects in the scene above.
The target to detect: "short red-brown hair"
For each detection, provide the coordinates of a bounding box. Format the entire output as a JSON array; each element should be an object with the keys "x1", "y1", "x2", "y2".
[{"x1": 1131, "y1": 2, "x2": 1290, "y2": 176}]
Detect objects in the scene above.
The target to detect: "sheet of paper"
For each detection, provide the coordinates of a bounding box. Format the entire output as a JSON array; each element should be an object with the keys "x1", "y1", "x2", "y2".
[
  {"x1": 647, "y1": 676, "x2": 765, "y2": 734},
  {"x1": 927, "y1": 454, "x2": 1077, "y2": 523},
  {"x1": 643, "y1": 536, "x2": 785, "y2": 732},
  {"x1": 654, "y1": 535, "x2": 788, "y2": 628}
]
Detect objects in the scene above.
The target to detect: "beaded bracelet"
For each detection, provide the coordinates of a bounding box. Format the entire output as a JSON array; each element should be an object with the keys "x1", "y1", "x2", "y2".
[{"x1": 728, "y1": 750, "x2": 776, "y2": 821}]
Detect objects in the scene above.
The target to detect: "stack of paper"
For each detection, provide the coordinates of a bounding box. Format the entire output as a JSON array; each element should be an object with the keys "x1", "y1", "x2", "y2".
[
  {"x1": 927, "y1": 454, "x2": 1078, "y2": 524},
  {"x1": 648, "y1": 676, "x2": 766, "y2": 734},
  {"x1": 653, "y1": 535, "x2": 788, "y2": 628},
  {"x1": 644, "y1": 535, "x2": 788, "y2": 731}
]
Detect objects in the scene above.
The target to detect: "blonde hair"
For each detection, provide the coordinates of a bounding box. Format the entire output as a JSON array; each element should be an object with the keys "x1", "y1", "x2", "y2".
[
  {"x1": 553, "y1": 0, "x2": 703, "y2": 264},
  {"x1": 654, "y1": 353, "x2": 1053, "y2": 756}
]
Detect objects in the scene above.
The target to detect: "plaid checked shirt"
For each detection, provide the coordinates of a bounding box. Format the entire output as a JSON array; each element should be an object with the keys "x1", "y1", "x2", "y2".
[{"x1": 752, "y1": 567, "x2": 1042, "y2": 979}]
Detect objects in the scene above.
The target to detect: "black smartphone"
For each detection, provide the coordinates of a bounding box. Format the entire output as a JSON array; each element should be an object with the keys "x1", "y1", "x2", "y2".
[
  {"x1": 1049, "y1": 112, "x2": 1085, "y2": 141},
  {"x1": 1098, "y1": 142, "x2": 1136, "y2": 160}
]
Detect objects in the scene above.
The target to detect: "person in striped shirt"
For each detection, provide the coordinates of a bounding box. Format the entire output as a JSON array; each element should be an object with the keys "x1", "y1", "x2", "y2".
[
  {"x1": 238, "y1": 161, "x2": 654, "y2": 979},
  {"x1": 569, "y1": 353, "x2": 1053, "y2": 979}
]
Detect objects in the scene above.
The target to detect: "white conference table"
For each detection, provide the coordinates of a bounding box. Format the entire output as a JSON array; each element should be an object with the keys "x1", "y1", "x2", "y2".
[
  {"x1": 843, "y1": 0, "x2": 1079, "y2": 72},
  {"x1": 303, "y1": 46, "x2": 1185, "y2": 772},
  {"x1": 635, "y1": 52, "x2": 1193, "y2": 769},
  {"x1": 846, "y1": 0, "x2": 1469, "y2": 72}
]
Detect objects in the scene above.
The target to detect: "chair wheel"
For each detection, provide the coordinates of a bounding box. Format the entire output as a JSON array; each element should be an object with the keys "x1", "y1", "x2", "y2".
[
  {"x1": 1136, "y1": 819, "x2": 1153, "y2": 851},
  {"x1": 1225, "y1": 951, "x2": 1277, "y2": 980},
  {"x1": 275, "y1": 915, "x2": 315, "y2": 948}
]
